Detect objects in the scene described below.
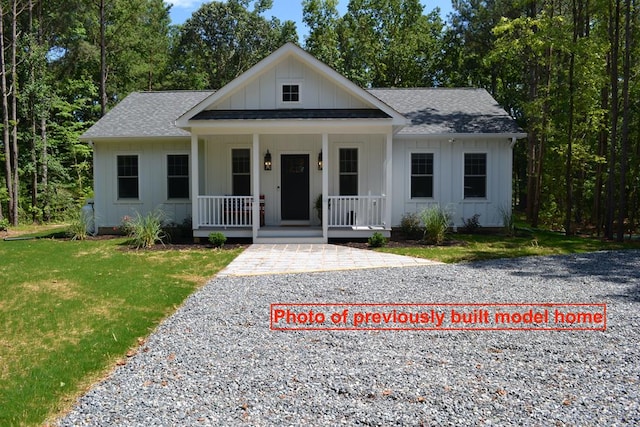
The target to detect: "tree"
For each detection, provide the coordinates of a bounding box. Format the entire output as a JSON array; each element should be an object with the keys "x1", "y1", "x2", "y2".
[{"x1": 168, "y1": 0, "x2": 298, "y2": 90}]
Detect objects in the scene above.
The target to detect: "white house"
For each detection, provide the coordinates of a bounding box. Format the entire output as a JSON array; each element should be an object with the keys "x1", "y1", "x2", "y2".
[{"x1": 81, "y1": 43, "x2": 526, "y2": 243}]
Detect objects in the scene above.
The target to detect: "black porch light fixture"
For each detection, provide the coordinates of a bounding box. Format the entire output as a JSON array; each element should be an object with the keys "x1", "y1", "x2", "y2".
[
  {"x1": 317, "y1": 150, "x2": 323, "y2": 171},
  {"x1": 264, "y1": 150, "x2": 272, "y2": 171}
]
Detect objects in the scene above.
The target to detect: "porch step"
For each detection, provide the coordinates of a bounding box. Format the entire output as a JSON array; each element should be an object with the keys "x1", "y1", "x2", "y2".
[
  {"x1": 254, "y1": 236, "x2": 326, "y2": 244},
  {"x1": 255, "y1": 226, "x2": 324, "y2": 244}
]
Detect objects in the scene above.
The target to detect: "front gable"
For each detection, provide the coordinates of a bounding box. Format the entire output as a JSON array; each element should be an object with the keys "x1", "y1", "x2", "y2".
[{"x1": 176, "y1": 43, "x2": 408, "y2": 128}]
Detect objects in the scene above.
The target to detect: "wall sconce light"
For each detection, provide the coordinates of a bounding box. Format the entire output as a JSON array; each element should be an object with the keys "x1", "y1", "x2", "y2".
[
  {"x1": 317, "y1": 150, "x2": 323, "y2": 171},
  {"x1": 264, "y1": 150, "x2": 272, "y2": 171}
]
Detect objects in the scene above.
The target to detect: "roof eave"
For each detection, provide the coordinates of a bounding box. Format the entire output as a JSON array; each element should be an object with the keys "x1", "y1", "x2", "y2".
[{"x1": 394, "y1": 132, "x2": 528, "y2": 140}]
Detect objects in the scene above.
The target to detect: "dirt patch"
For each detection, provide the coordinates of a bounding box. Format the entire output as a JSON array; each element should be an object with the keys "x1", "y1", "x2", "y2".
[{"x1": 21, "y1": 279, "x2": 80, "y2": 300}]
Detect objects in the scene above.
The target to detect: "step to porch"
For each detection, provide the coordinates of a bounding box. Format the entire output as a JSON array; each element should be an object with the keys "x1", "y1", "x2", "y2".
[{"x1": 255, "y1": 226, "x2": 325, "y2": 244}]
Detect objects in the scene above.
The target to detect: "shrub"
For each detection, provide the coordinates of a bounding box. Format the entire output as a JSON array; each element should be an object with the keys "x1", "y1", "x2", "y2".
[
  {"x1": 368, "y1": 231, "x2": 387, "y2": 248},
  {"x1": 208, "y1": 232, "x2": 227, "y2": 248},
  {"x1": 498, "y1": 205, "x2": 515, "y2": 237},
  {"x1": 66, "y1": 208, "x2": 88, "y2": 241},
  {"x1": 399, "y1": 212, "x2": 422, "y2": 237},
  {"x1": 126, "y1": 210, "x2": 166, "y2": 249},
  {"x1": 461, "y1": 214, "x2": 481, "y2": 233},
  {"x1": 420, "y1": 205, "x2": 452, "y2": 245},
  {"x1": 0, "y1": 217, "x2": 9, "y2": 231}
]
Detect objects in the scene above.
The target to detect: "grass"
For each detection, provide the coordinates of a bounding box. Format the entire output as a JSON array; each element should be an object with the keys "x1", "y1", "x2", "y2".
[
  {"x1": 0, "y1": 233, "x2": 241, "y2": 426},
  {"x1": 379, "y1": 229, "x2": 640, "y2": 263}
]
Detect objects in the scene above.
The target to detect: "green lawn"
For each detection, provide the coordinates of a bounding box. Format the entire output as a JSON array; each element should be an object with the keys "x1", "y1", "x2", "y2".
[
  {"x1": 379, "y1": 229, "x2": 640, "y2": 263},
  {"x1": 0, "y1": 235, "x2": 241, "y2": 426}
]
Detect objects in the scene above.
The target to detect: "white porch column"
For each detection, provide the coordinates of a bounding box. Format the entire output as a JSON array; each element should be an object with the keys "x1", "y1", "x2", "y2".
[
  {"x1": 252, "y1": 133, "x2": 260, "y2": 241},
  {"x1": 385, "y1": 131, "x2": 393, "y2": 230},
  {"x1": 191, "y1": 134, "x2": 199, "y2": 231},
  {"x1": 322, "y1": 133, "x2": 329, "y2": 242}
]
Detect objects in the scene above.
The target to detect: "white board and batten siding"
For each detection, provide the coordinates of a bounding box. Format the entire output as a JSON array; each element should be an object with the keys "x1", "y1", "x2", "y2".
[
  {"x1": 93, "y1": 139, "x2": 192, "y2": 230},
  {"x1": 392, "y1": 137, "x2": 514, "y2": 228},
  {"x1": 208, "y1": 55, "x2": 370, "y2": 111}
]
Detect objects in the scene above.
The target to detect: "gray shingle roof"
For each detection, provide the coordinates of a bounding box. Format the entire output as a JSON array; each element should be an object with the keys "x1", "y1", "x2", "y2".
[
  {"x1": 368, "y1": 88, "x2": 523, "y2": 135},
  {"x1": 82, "y1": 87, "x2": 522, "y2": 139},
  {"x1": 80, "y1": 91, "x2": 214, "y2": 139}
]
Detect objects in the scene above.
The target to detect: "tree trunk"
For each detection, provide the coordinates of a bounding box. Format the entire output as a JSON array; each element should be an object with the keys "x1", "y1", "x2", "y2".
[
  {"x1": 565, "y1": 0, "x2": 579, "y2": 236},
  {"x1": 616, "y1": 0, "x2": 631, "y2": 241},
  {"x1": 0, "y1": 4, "x2": 14, "y2": 223},
  {"x1": 100, "y1": 0, "x2": 107, "y2": 116},
  {"x1": 605, "y1": 0, "x2": 620, "y2": 240},
  {"x1": 41, "y1": 116, "x2": 48, "y2": 221},
  {"x1": 9, "y1": 0, "x2": 20, "y2": 226}
]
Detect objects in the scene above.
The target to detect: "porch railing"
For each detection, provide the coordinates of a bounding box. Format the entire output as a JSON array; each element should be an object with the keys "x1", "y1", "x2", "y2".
[
  {"x1": 327, "y1": 195, "x2": 386, "y2": 228},
  {"x1": 197, "y1": 196, "x2": 254, "y2": 227}
]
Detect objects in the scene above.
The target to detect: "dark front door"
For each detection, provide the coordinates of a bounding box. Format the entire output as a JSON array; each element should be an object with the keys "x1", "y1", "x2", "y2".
[{"x1": 281, "y1": 154, "x2": 310, "y2": 221}]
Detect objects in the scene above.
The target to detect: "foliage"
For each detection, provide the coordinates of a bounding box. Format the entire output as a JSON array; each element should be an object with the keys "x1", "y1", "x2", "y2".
[
  {"x1": 66, "y1": 207, "x2": 89, "y2": 241},
  {"x1": 125, "y1": 210, "x2": 166, "y2": 249},
  {"x1": 0, "y1": 217, "x2": 9, "y2": 231},
  {"x1": 461, "y1": 214, "x2": 481, "y2": 234},
  {"x1": 0, "y1": 235, "x2": 241, "y2": 426},
  {"x1": 304, "y1": 0, "x2": 444, "y2": 87},
  {"x1": 399, "y1": 212, "x2": 422, "y2": 237},
  {"x1": 314, "y1": 193, "x2": 323, "y2": 223},
  {"x1": 497, "y1": 205, "x2": 515, "y2": 237},
  {"x1": 208, "y1": 232, "x2": 227, "y2": 248},
  {"x1": 378, "y1": 230, "x2": 640, "y2": 264},
  {"x1": 367, "y1": 231, "x2": 387, "y2": 248},
  {"x1": 168, "y1": 0, "x2": 298, "y2": 89},
  {"x1": 420, "y1": 205, "x2": 452, "y2": 245}
]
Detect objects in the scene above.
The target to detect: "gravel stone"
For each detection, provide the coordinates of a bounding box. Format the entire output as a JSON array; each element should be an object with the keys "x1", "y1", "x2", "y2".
[{"x1": 56, "y1": 250, "x2": 640, "y2": 426}]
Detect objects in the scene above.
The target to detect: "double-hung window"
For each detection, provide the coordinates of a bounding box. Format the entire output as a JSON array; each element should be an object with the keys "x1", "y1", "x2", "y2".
[
  {"x1": 464, "y1": 153, "x2": 487, "y2": 198},
  {"x1": 232, "y1": 149, "x2": 251, "y2": 196},
  {"x1": 117, "y1": 155, "x2": 138, "y2": 199},
  {"x1": 339, "y1": 148, "x2": 358, "y2": 196},
  {"x1": 167, "y1": 154, "x2": 189, "y2": 199},
  {"x1": 411, "y1": 153, "x2": 434, "y2": 198}
]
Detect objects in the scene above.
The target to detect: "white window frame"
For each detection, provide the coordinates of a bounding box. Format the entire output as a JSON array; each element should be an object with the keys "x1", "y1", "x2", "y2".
[
  {"x1": 463, "y1": 151, "x2": 488, "y2": 200},
  {"x1": 166, "y1": 153, "x2": 190, "y2": 201},
  {"x1": 230, "y1": 147, "x2": 252, "y2": 196},
  {"x1": 115, "y1": 153, "x2": 141, "y2": 202},
  {"x1": 278, "y1": 80, "x2": 302, "y2": 107},
  {"x1": 408, "y1": 150, "x2": 436, "y2": 200},
  {"x1": 337, "y1": 146, "x2": 359, "y2": 196}
]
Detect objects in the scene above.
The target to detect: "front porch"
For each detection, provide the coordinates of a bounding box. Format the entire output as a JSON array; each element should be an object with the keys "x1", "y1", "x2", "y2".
[{"x1": 192, "y1": 194, "x2": 390, "y2": 243}]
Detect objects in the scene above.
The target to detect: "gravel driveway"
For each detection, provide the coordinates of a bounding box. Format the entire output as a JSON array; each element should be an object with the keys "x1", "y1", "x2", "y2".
[{"x1": 58, "y1": 250, "x2": 640, "y2": 426}]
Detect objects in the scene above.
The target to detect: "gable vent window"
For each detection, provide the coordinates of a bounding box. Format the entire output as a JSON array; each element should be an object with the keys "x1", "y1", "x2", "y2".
[{"x1": 282, "y1": 84, "x2": 300, "y2": 103}]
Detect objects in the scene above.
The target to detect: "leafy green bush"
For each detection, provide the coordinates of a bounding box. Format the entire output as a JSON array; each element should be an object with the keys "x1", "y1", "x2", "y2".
[
  {"x1": 399, "y1": 212, "x2": 422, "y2": 237},
  {"x1": 208, "y1": 232, "x2": 227, "y2": 248},
  {"x1": 461, "y1": 214, "x2": 481, "y2": 233},
  {"x1": 420, "y1": 205, "x2": 452, "y2": 245},
  {"x1": 126, "y1": 210, "x2": 166, "y2": 249},
  {"x1": 368, "y1": 231, "x2": 387, "y2": 248},
  {"x1": 66, "y1": 209, "x2": 88, "y2": 241},
  {"x1": 0, "y1": 217, "x2": 9, "y2": 231}
]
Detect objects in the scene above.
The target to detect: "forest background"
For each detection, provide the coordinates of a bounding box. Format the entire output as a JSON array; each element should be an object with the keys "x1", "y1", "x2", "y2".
[{"x1": 0, "y1": 0, "x2": 637, "y2": 240}]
